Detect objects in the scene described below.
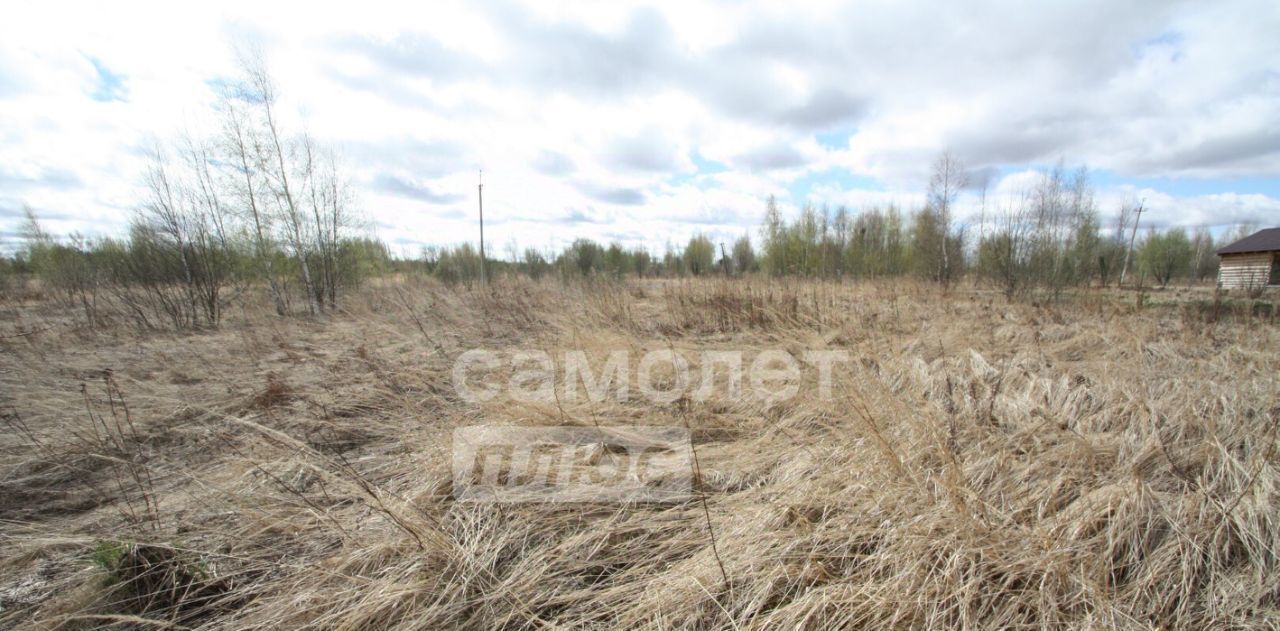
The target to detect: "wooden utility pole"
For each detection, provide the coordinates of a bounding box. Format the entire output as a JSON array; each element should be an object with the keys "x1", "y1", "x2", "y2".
[
  {"x1": 1120, "y1": 198, "x2": 1144, "y2": 286},
  {"x1": 478, "y1": 170, "x2": 486, "y2": 285}
]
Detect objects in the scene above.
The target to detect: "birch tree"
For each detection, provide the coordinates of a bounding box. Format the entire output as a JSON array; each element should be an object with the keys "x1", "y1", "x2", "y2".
[
  {"x1": 220, "y1": 85, "x2": 287, "y2": 315},
  {"x1": 239, "y1": 47, "x2": 321, "y2": 316},
  {"x1": 926, "y1": 151, "x2": 967, "y2": 286}
]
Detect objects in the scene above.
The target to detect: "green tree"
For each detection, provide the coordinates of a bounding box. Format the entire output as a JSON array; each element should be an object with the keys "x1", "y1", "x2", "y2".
[
  {"x1": 564, "y1": 239, "x2": 604, "y2": 277},
  {"x1": 522, "y1": 248, "x2": 550, "y2": 279},
  {"x1": 630, "y1": 247, "x2": 652, "y2": 277},
  {"x1": 731, "y1": 235, "x2": 756, "y2": 275},
  {"x1": 1139, "y1": 228, "x2": 1193, "y2": 288},
  {"x1": 604, "y1": 243, "x2": 629, "y2": 279},
  {"x1": 684, "y1": 234, "x2": 715, "y2": 276},
  {"x1": 433, "y1": 243, "x2": 484, "y2": 285}
]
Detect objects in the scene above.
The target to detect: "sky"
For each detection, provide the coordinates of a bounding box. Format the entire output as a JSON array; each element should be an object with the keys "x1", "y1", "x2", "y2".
[{"x1": 1, "y1": 0, "x2": 1278, "y2": 256}]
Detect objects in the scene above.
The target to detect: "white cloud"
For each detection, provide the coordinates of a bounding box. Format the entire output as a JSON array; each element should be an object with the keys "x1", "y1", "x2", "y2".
[{"x1": 1, "y1": 0, "x2": 1278, "y2": 254}]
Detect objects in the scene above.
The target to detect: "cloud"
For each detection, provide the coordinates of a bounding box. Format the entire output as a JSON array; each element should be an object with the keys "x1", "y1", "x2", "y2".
[
  {"x1": 0, "y1": 203, "x2": 77, "y2": 222},
  {"x1": 781, "y1": 87, "x2": 866, "y2": 130},
  {"x1": 508, "y1": 6, "x2": 684, "y2": 98},
  {"x1": 1141, "y1": 128, "x2": 1280, "y2": 174},
  {"x1": 945, "y1": 116, "x2": 1082, "y2": 168},
  {"x1": 343, "y1": 138, "x2": 470, "y2": 179},
  {"x1": 0, "y1": 165, "x2": 84, "y2": 192},
  {"x1": 601, "y1": 130, "x2": 681, "y2": 173},
  {"x1": 371, "y1": 173, "x2": 465, "y2": 204},
  {"x1": 531, "y1": 150, "x2": 575, "y2": 176},
  {"x1": 327, "y1": 32, "x2": 476, "y2": 82},
  {"x1": 575, "y1": 182, "x2": 647, "y2": 206},
  {"x1": 1099, "y1": 189, "x2": 1280, "y2": 230},
  {"x1": 325, "y1": 4, "x2": 871, "y2": 134},
  {"x1": 963, "y1": 166, "x2": 1001, "y2": 191},
  {"x1": 86, "y1": 56, "x2": 128, "y2": 102},
  {"x1": 730, "y1": 141, "x2": 810, "y2": 172},
  {"x1": 0, "y1": 0, "x2": 1277, "y2": 254},
  {"x1": 0, "y1": 52, "x2": 25, "y2": 99}
]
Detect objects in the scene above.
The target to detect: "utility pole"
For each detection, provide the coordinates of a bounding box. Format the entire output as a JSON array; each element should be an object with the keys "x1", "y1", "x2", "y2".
[
  {"x1": 478, "y1": 170, "x2": 486, "y2": 285},
  {"x1": 1120, "y1": 198, "x2": 1144, "y2": 286}
]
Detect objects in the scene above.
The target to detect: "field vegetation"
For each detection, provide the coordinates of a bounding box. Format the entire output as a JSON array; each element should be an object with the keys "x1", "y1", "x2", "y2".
[
  {"x1": 2, "y1": 48, "x2": 1277, "y2": 631},
  {"x1": 1, "y1": 274, "x2": 1277, "y2": 629}
]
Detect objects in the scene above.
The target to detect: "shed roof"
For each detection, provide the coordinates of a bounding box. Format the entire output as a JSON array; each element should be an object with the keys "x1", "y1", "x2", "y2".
[{"x1": 1216, "y1": 228, "x2": 1280, "y2": 255}]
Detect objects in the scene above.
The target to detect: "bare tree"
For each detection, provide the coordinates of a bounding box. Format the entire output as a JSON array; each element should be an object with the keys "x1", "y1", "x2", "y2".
[
  {"x1": 1029, "y1": 162, "x2": 1068, "y2": 291},
  {"x1": 300, "y1": 136, "x2": 354, "y2": 309},
  {"x1": 238, "y1": 47, "x2": 321, "y2": 316},
  {"x1": 21, "y1": 207, "x2": 102, "y2": 326},
  {"x1": 1190, "y1": 226, "x2": 1216, "y2": 283},
  {"x1": 220, "y1": 84, "x2": 287, "y2": 315},
  {"x1": 925, "y1": 151, "x2": 968, "y2": 285},
  {"x1": 179, "y1": 135, "x2": 236, "y2": 324},
  {"x1": 131, "y1": 140, "x2": 235, "y2": 328},
  {"x1": 979, "y1": 185, "x2": 1036, "y2": 297},
  {"x1": 141, "y1": 142, "x2": 198, "y2": 323}
]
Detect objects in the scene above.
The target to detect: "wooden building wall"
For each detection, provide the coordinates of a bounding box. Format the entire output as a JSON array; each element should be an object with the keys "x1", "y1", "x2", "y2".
[{"x1": 1217, "y1": 252, "x2": 1276, "y2": 289}]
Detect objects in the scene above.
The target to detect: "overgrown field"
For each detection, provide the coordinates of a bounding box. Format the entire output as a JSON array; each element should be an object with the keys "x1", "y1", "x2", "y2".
[{"x1": 1, "y1": 279, "x2": 1278, "y2": 629}]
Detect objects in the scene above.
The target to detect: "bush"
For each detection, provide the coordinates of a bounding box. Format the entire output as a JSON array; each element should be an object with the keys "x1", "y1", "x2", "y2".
[{"x1": 1139, "y1": 227, "x2": 1193, "y2": 288}]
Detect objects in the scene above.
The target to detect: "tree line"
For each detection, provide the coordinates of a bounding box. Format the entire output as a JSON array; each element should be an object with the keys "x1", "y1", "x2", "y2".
[
  {"x1": 3, "y1": 123, "x2": 1253, "y2": 317},
  {"x1": 414, "y1": 235, "x2": 734, "y2": 284},
  {"x1": 3, "y1": 50, "x2": 388, "y2": 329},
  {"x1": 408, "y1": 153, "x2": 1241, "y2": 295}
]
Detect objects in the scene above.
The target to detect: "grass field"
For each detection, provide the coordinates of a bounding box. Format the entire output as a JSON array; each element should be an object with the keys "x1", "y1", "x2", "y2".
[{"x1": 2, "y1": 278, "x2": 1278, "y2": 629}]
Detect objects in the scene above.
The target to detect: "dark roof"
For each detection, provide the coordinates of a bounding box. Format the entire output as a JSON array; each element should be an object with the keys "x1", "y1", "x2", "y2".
[{"x1": 1216, "y1": 228, "x2": 1280, "y2": 255}]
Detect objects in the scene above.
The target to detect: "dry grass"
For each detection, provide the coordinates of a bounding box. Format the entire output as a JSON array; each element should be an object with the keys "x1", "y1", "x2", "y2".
[{"x1": 1, "y1": 277, "x2": 1277, "y2": 629}]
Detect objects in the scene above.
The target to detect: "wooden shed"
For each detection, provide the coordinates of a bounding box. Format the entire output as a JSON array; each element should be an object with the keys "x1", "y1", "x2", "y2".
[{"x1": 1216, "y1": 228, "x2": 1280, "y2": 289}]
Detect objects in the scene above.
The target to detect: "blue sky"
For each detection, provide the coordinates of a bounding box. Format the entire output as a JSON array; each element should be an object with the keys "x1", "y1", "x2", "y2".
[
  {"x1": 1, "y1": 0, "x2": 1278, "y2": 255},
  {"x1": 86, "y1": 56, "x2": 128, "y2": 102}
]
